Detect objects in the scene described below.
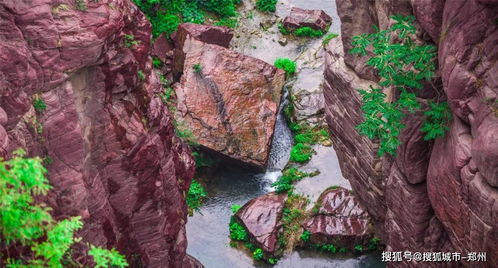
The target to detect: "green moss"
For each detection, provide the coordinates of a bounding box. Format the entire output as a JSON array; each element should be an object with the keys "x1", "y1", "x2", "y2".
[
  {"x1": 294, "y1": 27, "x2": 324, "y2": 37},
  {"x1": 256, "y1": 0, "x2": 277, "y2": 12},
  {"x1": 290, "y1": 143, "x2": 313, "y2": 163}
]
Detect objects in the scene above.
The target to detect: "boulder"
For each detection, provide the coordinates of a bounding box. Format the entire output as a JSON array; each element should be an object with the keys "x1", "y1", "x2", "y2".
[
  {"x1": 282, "y1": 7, "x2": 332, "y2": 32},
  {"x1": 303, "y1": 187, "x2": 373, "y2": 248},
  {"x1": 234, "y1": 192, "x2": 286, "y2": 254},
  {"x1": 174, "y1": 36, "x2": 285, "y2": 169}
]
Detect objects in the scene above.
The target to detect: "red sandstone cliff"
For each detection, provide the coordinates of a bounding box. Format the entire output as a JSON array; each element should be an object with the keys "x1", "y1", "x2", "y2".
[
  {"x1": 324, "y1": 0, "x2": 498, "y2": 267},
  {"x1": 0, "y1": 1, "x2": 200, "y2": 267}
]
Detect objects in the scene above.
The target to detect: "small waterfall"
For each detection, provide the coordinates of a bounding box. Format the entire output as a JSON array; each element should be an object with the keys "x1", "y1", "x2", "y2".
[{"x1": 263, "y1": 88, "x2": 294, "y2": 189}]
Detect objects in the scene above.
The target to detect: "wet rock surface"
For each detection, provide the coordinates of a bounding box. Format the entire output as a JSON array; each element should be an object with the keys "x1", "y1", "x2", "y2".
[
  {"x1": 283, "y1": 7, "x2": 332, "y2": 32},
  {"x1": 303, "y1": 187, "x2": 372, "y2": 248},
  {"x1": 0, "y1": 1, "x2": 198, "y2": 267},
  {"x1": 235, "y1": 192, "x2": 287, "y2": 254},
  {"x1": 325, "y1": 0, "x2": 498, "y2": 267},
  {"x1": 174, "y1": 35, "x2": 285, "y2": 169}
]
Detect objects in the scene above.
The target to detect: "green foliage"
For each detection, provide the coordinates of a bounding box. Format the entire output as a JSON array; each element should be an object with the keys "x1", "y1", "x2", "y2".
[
  {"x1": 123, "y1": 34, "x2": 139, "y2": 48},
  {"x1": 75, "y1": 0, "x2": 87, "y2": 11},
  {"x1": 252, "y1": 248, "x2": 264, "y2": 261},
  {"x1": 33, "y1": 97, "x2": 47, "y2": 112},
  {"x1": 367, "y1": 237, "x2": 381, "y2": 250},
  {"x1": 349, "y1": 15, "x2": 443, "y2": 156},
  {"x1": 354, "y1": 245, "x2": 364, "y2": 252},
  {"x1": 186, "y1": 179, "x2": 207, "y2": 215},
  {"x1": 230, "y1": 204, "x2": 242, "y2": 214},
  {"x1": 174, "y1": 120, "x2": 199, "y2": 146},
  {"x1": 152, "y1": 57, "x2": 162, "y2": 68},
  {"x1": 193, "y1": 64, "x2": 203, "y2": 73},
  {"x1": 192, "y1": 151, "x2": 214, "y2": 168},
  {"x1": 215, "y1": 17, "x2": 239, "y2": 28},
  {"x1": 132, "y1": 0, "x2": 240, "y2": 38},
  {"x1": 229, "y1": 221, "x2": 248, "y2": 241},
  {"x1": 313, "y1": 243, "x2": 337, "y2": 254},
  {"x1": 300, "y1": 230, "x2": 311, "y2": 242},
  {"x1": 290, "y1": 143, "x2": 313, "y2": 163},
  {"x1": 137, "y1": 70, "x2": 145, "y2": 80},
  {"x1": 256, "y1": 0, "x2": 277, "y2": 12},
  {"x1": 294, "y1": 27, "x2": 324, "y2": 38},
  {"x1": 88, "y1": 246, "x2": 128, "y2": 268},
  {"x1": 271, "y1": 167, "x2": 313, "y2": 193},
  {"x1": 268, "y1": 258, "x2": 278, "y2": 264},
  {"x1": 421, "y1": 101, "x2": 452, "y2": 140},
  {"x1": 0, "y1": 150, "x2": 128, "y2": 268},
  {"x1": 322, "y1": 33, "x2": 339, "y2": 45},
  {"x1": 274, "y1": 58, "x2": 297, "y2": 76},
  {"x1": 278, "y1": 23, "x2": 290, "y2": 35}
]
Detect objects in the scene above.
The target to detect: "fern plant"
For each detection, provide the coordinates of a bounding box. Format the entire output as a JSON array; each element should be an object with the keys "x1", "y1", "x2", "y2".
[
  {"x1": 0, "y1": 149, "x2": 128, "y2": 268},
  {"x1": 350, "y1": 15, "x2": 451, "y2": 156}
]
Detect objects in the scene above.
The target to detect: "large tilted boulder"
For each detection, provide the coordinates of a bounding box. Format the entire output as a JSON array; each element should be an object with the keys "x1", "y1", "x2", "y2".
[
  {"x1": 0, "y1": 1, "x2": 198, "y2": 267},
  {"x1": 303, "y1": 187, "x2": 373, "y2": 248},
  {"x1": 173, "y1": 31, "x2": 285, "y2": 169},
  {"x1": 234, "y1": 192, "x2": 286, "y2": 254},
  {"x1": 282, "y1": 7, "x2": 332, "y2": 32}
]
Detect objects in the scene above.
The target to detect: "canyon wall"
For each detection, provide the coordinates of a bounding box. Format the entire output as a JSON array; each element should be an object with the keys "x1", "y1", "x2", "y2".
[
  {"x1": 0, "y1": 1, "x2": 200, "y2": 267},
  {"x1": 324, "y1": 0, "x2": 498, "y2": 267}
]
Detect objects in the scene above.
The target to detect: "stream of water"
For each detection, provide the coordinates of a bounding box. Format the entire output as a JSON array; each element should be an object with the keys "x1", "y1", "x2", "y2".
[{"x1": 186, "y1": 1, "x2": 385, "y2": 267}]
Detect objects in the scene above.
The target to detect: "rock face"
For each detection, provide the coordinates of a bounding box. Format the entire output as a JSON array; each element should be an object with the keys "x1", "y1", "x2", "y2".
[
  {"x1": 235, "y1": 192, "x2": 286, "y2": 254},
  {"x1": 303, "y1": 187, "x2": 372, "y2": 248},
  {"x1": 283, "y1": 7, "x2": 332, "y2": 32},
  {"x1": 325, "y1": 0, "x2": 498, "y2": 267},
  {"x1": 0, "y1": 1, "x2": 198, "y2": 267},
  {"x1": 174, "y1": 30, "x2": 285, "y2": 169}
]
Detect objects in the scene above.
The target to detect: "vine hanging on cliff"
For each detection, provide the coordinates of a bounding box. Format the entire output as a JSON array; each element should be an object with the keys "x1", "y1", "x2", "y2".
[{"x1": 349, "y1": 15, "x2": 451, "y2": 156}]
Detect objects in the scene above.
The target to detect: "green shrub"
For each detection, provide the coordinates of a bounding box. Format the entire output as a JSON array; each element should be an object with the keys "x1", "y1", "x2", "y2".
[
  {"x1": 152, "y1": 57, "x2": 162, "y2": 68},
  {"x1": 252, "y1": 248, "x2": 264, "y2": 261},
  {"x1": 274, "y1": 58, "x2": 296, "y2": 76},
  {"x1": 193, "y1": 64, "x2": 203, "y2": 73},
  {"x1": 300, "y1": 230, "x2": 311, "y2": 242},
  {"x1": 350, "y1": 15, "x2": 446, "y2": 156},
  {"x1": 322, "y1": 33, "x2": 339, "y2": 45},
  {"x1": 33, "y1": 97, "x2": 47, "y2": 112},
  {"x1": 294, "y1": 27, "x2": 324, "y2": 37},
  {"x1": 230, "y1": 204, "x2": 242, "y2": 213},
  {"x1": 271, "y1": 167, "x2": 312, "y2": 193},
  {"x1": 313, "y1": 243, "x2": 337, "y2": 254},
  {"x1": 0, "y1": 149, "x2": 128, "y2": 268},
  {"x1": 278, "y1": 23, "x2": 290, "y2": 35},
  {"x1": 290, "y1": 143, "x2": 313, "y2": 163},
  {"x1": 215, "y1": 17, "x2": 238, "y2": 28},
  {"x1": 229, "y1": 221, "x2": 248, "y2": 241},
  {"x1": 186, "y1": 179, "x2": 207, "y2": 215},
  {"x1": 256, "y1": 0, "x2": 277, "y2": 12}
]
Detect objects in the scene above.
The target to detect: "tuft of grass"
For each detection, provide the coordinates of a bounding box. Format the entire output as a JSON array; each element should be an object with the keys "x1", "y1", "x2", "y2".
[
  {"x1": 294, "y1": 27, "x2": 324, "y2": 38},
  {"x1": 193, "y1": 64, "x2": 203, "y2": 73},
  {"x1": 186, "y1": 179, "x2": 207, "y2": 215},
  {"x1": 271, "y1": 167, "x2": 314, "y2": 193},
  {"x1": 278, "y1": 23, "x2": 290, "y2": 35},
  {"x1": 252, "y1": 248, "x2": 264, "y2": 261},
  {"x1": 274, "y1": 58, "x2": 296, "y2": 76},
  {"x1": 300, "y1": 230, "x2": 311, "y2": 242},
  {"x1": 290, "y1": 143, "x2": 313, "y2": 163},
  {"x1": 256, "y1": 0, "x2": 277, "y2": 12},
  {"x1": 231, "y1": 204, "x2": 242, "y2": 213},
  {"x1": 33, "y1": 97, "x2": 47, "y2": 112},
  {"x1": 323, "y1": 33, "x2": 339, "y2": 45},
  {"x1": 137, "y1": 70, "x2": 145, "y2": 81}
]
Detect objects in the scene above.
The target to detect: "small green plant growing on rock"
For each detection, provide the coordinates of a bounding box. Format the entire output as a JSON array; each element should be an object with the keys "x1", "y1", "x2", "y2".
[
  {"x1": 421, "y1": 101, "x2": 452, "y2": 140},
  {"x1": 75, "y1": 0, "x2": 87, "y2": 11},
  {"x1": 274, "y1": 58, "x2": 296, "y2": 76},
  {"x1": 271, "y1": 167, "x2": 316, "y2": 193},
  {"x1": 278, "y1": 23, "x2": 290, "y2": 35},
  {"x1": 123, "y1": 34, "x2": 139, "y2": 48},
  {"x1": 0, "y1": 149, "x2": 128, "y2": 268},
  {"x1": 152, "y1": 57, "x2": 162, "y2": 68},
  {"x1": 230, "y1": 204, "x2": 242, "y2": 213},
  {"x1": 322, "y1": 33, "x2": 339, "y2": 45},
  {"x1": 256, "y1": 0, "x2": 277, "y2": 12},
  {"x1": 252, "y1": 248, "x2": 264, "y2": 261},
  {"x1": 137, "y1": 70, "x2": 145, "y2": 80},
  {"x1": 294, "y1": 27, "x2": 324, "y2": 38},
  {"x1": 350, "y1": 15, "x2": 450, "y2": 156},
  {"x1": 289, "y1": 143, "x2": 313, "y2": 163},
  {"x1": 300, "y1": 230, "x2": 311, "y2": 242},
  {"x1": 33, "y1": 96, "x2": 47, "y2": 112},
  {"x1": 193, "y1": 64, "x2": 203, "y2": 73},
  {"x1": 186, "y1": 179, "x2": 207, "y2": 215},
  {"x1": 229, "y1": 221, "x2": 248, "y2": 241},
  {"x1": 354, "y1": 245, "x2": 364, "y2": 252}
]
